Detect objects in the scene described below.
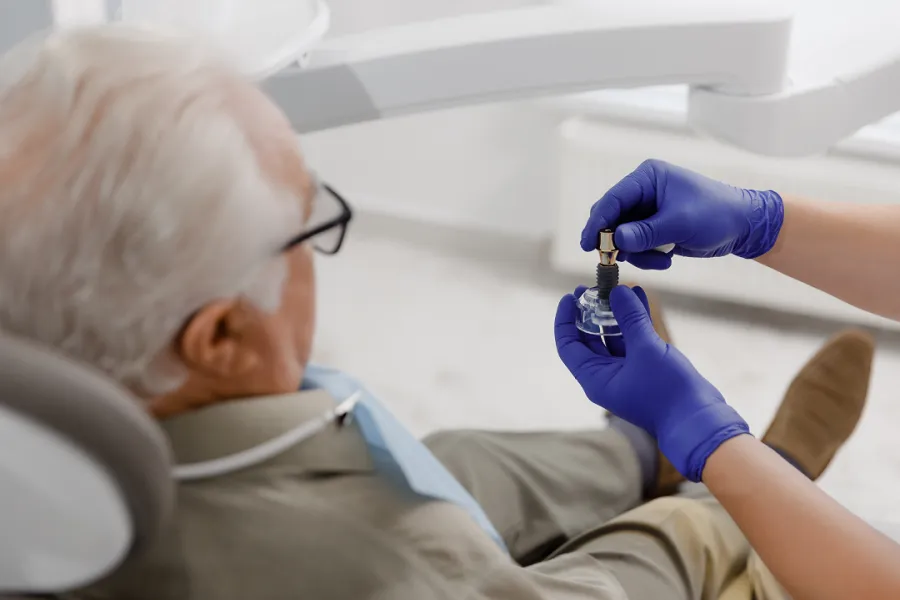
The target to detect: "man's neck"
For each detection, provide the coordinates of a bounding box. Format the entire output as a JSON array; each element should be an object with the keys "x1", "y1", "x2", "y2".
[{"x1": 149, "y1": 376, "x2": 222, "y2": 420}]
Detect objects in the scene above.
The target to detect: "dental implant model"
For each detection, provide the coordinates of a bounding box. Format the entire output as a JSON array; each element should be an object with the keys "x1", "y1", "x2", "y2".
[{"x1": 575, "y1": 229, "x2": 621, "y2": 337}]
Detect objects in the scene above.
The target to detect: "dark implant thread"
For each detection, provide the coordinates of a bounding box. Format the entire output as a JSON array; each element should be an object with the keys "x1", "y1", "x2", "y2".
[{"x1": 596, "y1": 263, "x2": 619, "y2": 303}]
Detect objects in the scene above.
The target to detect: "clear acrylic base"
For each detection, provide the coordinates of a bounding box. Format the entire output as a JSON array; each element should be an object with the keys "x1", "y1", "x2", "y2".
[{"x1": 575, "y1": 287, "x2": 621, "y2": 337}]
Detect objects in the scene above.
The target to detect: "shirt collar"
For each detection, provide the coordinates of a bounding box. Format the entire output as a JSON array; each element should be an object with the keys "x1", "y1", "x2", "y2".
[{"x1": 161, "y1": 389, "x2": 373, "y2": 477}]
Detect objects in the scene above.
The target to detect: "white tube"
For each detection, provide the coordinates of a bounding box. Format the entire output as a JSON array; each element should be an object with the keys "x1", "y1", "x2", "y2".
[{"x1": 172, "y1": 390, "x2": 362, "y2": 481}]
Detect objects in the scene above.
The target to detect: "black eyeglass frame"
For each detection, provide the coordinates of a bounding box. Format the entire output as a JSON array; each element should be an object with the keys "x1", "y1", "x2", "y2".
[{"x1": 281, "y1": 181, "x2": 353, "y2": 255}]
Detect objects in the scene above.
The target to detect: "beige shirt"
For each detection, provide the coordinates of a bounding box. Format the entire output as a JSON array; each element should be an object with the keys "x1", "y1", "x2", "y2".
[{"x1": 62, "y1": 390, "x2": 636, "y2": 600}]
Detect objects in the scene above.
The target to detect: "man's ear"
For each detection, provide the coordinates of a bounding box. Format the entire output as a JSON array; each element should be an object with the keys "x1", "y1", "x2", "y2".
[{"x1": 175, "y1": 299, "x2": 260, "y2": 378}]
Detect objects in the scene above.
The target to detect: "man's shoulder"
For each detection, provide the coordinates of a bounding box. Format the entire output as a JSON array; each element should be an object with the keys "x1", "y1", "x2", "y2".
[{"x1": 67, "y1": 473, "x2": 494, "y2": 600}]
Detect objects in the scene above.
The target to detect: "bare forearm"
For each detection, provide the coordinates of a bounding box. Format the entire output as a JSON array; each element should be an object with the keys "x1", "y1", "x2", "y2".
[
  {"x1": 704, "y1": 435, "x2": 900, "y2": 600},
  {"x1": 757, "y1": 196, "x2": 900, "y2": 320}
]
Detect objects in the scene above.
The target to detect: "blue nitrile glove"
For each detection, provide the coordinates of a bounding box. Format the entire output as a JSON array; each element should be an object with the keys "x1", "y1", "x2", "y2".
[
  {"x1": 580, "y1": 160, "x2": 785, "y2": 270},
  {"x1": 554, "y1": 285, "x2": 750, "y2": 481}
]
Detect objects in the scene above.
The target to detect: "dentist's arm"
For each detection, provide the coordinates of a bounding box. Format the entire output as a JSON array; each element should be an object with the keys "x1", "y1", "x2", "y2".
[
  {"x1": 554, "y1": 288, "x2": 900, "y2": 600},
  {"x1": 757, "y1": 197, "x2": 900, "y2": 320},
  {"x1": 582, "y1": 159, "x2": 900, "y2": 321},
  {"x1": 704, "y1": 435, "x2": 900, "y2": 600}
]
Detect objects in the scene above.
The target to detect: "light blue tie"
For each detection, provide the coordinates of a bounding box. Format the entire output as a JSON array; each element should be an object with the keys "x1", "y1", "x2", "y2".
[{"x1": 302, "y1": 365, "x2": 507, "y2": 553}]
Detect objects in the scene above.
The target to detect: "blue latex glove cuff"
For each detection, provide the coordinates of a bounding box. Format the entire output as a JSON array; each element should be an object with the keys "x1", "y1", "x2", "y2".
[
  {"x1": 658, "y1": 403, "x2": 751, "y2": 482},
  {"x1": 733, "y1": 189, "x2": 785, "y2": 260}
]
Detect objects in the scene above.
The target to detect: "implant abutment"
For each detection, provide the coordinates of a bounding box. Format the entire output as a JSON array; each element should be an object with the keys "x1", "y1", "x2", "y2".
[
  {"x1": 597, "y1": 229, "x2": 618, "y2": 266},
  {"x1": 575, "y1": 229, "x2": 622, "y2": 337},
  {"x1": 595, "y1": 229, "x2": 619, "y2": 304}
]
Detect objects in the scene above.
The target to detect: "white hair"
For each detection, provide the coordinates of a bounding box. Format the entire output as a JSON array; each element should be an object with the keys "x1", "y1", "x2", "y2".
[{"x1": 0, "y1": 25, "x2": 304, "y2": 396}]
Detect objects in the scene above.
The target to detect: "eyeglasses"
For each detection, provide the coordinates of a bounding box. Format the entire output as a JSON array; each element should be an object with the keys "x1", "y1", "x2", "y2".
[
  {"x1": 282, "y1": 177, "x2": 353, "y2": 255},
  {"x1": 177, "y1": 176, "x2": 352, "y2": 336}
]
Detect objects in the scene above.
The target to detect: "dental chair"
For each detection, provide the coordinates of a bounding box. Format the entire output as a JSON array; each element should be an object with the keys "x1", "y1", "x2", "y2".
[
  {"x1": 0, "y1": 334, "x2": 173, "y2": 597},
  {"x1": 3, "y1": 0, "x2": 900, "y2": 594}
]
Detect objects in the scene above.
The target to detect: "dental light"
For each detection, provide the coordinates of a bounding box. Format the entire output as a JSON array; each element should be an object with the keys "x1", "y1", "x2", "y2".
[{"x1": 3, "y1": 0, "x2": 900, "y2": 595}]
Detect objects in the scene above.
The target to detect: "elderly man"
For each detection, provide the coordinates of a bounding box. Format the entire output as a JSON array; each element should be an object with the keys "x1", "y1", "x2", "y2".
[{"x1": 0, "y1": 25, "x2": 875, "y2": 600}]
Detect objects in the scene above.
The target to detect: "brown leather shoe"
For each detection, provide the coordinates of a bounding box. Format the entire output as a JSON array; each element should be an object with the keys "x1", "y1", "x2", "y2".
[
  {"x1": 618, "y1": 284, "x2": 684, "y2": 497},
  {"x1": 762, "y1": 329, "x2": 874, "y2": 480}
]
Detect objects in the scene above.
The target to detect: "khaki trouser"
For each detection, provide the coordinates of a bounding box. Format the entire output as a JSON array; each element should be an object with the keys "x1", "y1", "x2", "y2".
[{"x1": 425, "y1": 429, "x2": 790, "y2": 600}]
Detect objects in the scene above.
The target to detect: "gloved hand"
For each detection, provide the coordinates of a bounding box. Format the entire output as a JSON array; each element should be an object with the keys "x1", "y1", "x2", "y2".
[
  {"x1": 580, "y1": 159, "x2": 785, "y2": 270},
  {"x1": 555, "y1": 285, "x2": 750, "y2": 481}
]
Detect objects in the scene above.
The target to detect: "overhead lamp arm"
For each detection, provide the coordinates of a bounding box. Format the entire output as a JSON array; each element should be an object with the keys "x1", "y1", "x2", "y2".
[{"x1": 265, "y1": 3, "x2": 792, "y2": 136}]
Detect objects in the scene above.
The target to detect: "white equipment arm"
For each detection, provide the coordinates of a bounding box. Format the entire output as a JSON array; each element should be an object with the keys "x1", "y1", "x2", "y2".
[
  {"x1": 265, "y1": 3, "x2": 793, "y2": 135},
  {"x1": 16, "y1": 1, "x2": 900, "y2": 156},
  {"x1": 691, "y1": 13, "x2": 900, "y2": 156}
]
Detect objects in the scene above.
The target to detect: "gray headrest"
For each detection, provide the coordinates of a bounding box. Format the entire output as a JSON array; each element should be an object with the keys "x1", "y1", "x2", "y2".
[{"x1": 0, "y1": 334, "x2": 174, "y2": 589}]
